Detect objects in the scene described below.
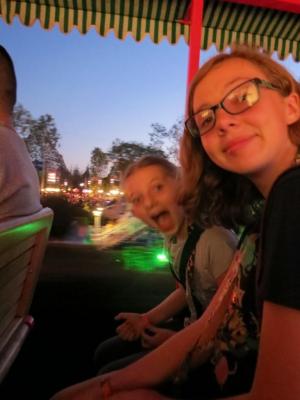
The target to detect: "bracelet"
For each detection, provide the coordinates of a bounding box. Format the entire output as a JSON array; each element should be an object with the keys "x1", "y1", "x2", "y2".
[
  {"x1": 99, "y1": 379, "x2": 113, "y2": 399},
  {"x1": 141, "y1": 313, "x2": 150, "y2": 328}
]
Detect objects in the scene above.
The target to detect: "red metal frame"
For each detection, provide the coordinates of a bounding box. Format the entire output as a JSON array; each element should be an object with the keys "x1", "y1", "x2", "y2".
[
  {"x1": 182, "y1": 0, "x2": 204, "y2": 114},
  {"x1": 222, "y1": 0, "x2": 300, "y2": 14},
  {"x1": 186, "y1": 0, "x2": 204, "y2": 89}
]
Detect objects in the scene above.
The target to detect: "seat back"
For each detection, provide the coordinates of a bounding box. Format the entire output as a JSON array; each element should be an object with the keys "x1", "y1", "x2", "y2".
[{"x1": 0, "y1": 208, "x2": 53, "y2": 382}]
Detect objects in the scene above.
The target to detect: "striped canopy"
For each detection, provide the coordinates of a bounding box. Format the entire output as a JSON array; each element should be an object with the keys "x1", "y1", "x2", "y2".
[{"x1": 1, "y1": 0, "x2": 300, "y2": 61}]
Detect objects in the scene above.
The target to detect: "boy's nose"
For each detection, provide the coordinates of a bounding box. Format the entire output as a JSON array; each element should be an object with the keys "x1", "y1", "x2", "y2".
[{"x1": 144, "y1": 194, "x2": 155, "y2": 209}]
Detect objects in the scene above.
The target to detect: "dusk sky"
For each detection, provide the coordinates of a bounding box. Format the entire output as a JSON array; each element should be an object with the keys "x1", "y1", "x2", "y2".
[{"x1": 1, "y1": 18, "x2": 299, "y2": 171}]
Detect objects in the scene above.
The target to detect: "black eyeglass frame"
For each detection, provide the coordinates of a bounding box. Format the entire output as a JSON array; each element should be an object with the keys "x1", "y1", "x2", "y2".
[{"x1": 185, "y1": 78, "x2": 280, "y2": 138}]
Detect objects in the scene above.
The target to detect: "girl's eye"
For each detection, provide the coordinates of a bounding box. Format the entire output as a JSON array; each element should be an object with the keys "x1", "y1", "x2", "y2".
[
  {"x1": 197, "y1": 109, "x2": 214, "y2": 130},
  {"x1": 229, "y1": 90, "x2": 248, "y2": 104},
  {"x1": 230, "y1": 87, "x2": 254, "y2": 106},
  {"x1": 237, "y1": 92, "x2": 249, "y2": 103},
  {"x1": 201, "y1": 114, "x2": 214, "y2": 128}
]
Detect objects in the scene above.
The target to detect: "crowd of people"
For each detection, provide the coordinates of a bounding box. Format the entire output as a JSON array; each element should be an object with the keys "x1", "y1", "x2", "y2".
[{"x1": 2, "y1": 41, "x2": 300, "y2": 400}]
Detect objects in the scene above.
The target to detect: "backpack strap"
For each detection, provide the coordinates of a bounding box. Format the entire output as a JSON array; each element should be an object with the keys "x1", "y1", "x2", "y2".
[
  {"x1": 168, "y1": 224, "x2": 204, "y2": 319},
  {"x1": 178, "y1": 224, "x2": 203, "y2": 288}
]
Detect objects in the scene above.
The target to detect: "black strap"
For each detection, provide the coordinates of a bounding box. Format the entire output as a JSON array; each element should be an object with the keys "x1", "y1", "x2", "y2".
[
  {"x1": 178, "y1": 224, "x2": 203, "y2": 288},
  {"x1": 237, "y1": 220, "x2": 261, "y2": 249},
  {"x1": 169, "y1": 224, "x2": 204, "y2": 319}
]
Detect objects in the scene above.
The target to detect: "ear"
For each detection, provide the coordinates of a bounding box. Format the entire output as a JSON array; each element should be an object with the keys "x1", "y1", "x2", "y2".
[{"x1": 284, "y1": 92, "x2": 300, "y2": 125}]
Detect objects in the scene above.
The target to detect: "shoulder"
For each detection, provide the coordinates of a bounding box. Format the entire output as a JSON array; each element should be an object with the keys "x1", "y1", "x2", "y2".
[
  {"x1": 199, "y1": 226, "x2": 238, "y2": 249},
  {"x1": 0, "y1": 125, "x2": 27, "y2": 154},
  {"x1": 194, "y1": 226, "x2": 237, "y2": 279},
  {"x1": 265, "y1": 166, "x2": 300, "y2": 221},
  {"x1": 271, "y1": 166, "x2": 300, "y2": 197},
  {"x1": 0, "y1": 125, "x2": 18, "y2": 139}
]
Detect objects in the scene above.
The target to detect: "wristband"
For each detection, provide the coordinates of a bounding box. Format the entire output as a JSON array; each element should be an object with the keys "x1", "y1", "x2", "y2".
[
  {"x1": 99, "y1": 379, "x2": 113, "y2": 399},
  {"x1": 141, "y1": 313, "x2": 150, "y2": 328}
]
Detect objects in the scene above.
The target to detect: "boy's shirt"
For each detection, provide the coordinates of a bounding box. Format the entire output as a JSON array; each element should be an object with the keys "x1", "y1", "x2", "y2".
[{"x1": 165, "y1": 223, "x2": 237, "y2": 324}]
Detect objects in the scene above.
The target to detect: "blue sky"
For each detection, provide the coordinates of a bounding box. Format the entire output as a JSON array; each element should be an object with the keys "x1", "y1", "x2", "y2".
[
  {"x1": 1, "y1": 18, "x2": 299, "y2": 171},
  {"x1": 1, "y1": 18, "x2": 191, "y2": 171}
]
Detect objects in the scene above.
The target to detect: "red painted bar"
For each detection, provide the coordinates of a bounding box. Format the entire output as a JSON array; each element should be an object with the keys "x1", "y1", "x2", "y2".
[
  {"x1": 185, "y1": 0, "x2": 204, "y2": 115},
  {"x1": 222, "y1": 0, "x2": 300, "y2": 14}
]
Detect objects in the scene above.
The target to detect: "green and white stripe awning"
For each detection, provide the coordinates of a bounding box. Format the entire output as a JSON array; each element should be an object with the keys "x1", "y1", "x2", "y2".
[
  {"x1": 203, "y1": 1, "x2": 300, "y2": 61},
  {"x1": 1, "y1": 0, "x2": 300, "y2": 60},
  {"x1": 0, "y1": 0, "x2": 190, "y2": 44}
]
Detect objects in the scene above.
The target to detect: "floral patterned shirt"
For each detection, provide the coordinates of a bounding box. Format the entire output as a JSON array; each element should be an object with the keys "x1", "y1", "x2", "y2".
[{"x1": 212, "y1": 224, "x2": 260, "y2": 389}]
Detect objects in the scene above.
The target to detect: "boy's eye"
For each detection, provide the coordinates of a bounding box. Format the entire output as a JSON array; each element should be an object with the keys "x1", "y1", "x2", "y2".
[
  {"x1": 153, "y1": 183, "x2": 163, "y2": 192},
  {"x1": 131, "y1": 196, "x2": 141, "y2": 205}
]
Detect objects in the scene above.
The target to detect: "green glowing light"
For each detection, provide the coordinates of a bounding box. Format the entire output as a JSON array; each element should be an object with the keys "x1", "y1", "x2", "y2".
[
  {"x1": 121, "y1": 245, "x2": 170, "y2": 272},
  {"x1": 156, "y1": 252, "x2": 169, "y2": 263},
  {"x1": 116, "y1": 228, "x2": 171, "y2": 273}
]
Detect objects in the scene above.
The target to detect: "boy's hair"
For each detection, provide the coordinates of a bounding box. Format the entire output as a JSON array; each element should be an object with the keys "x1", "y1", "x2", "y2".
[
  {"x1": 0, "y1": 45, "x2": 17, "y2": 114},
  {"x1": 122, "y1": 155, "x2": 178, "y2": 185},
  {"x1": 179, "y1": 46, "x2": 300, "y2": 229}
]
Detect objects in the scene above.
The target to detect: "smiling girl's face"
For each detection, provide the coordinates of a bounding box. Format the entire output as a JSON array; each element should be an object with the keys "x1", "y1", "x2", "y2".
[
  {"x1": 193, "y1": 57, "x2": 299, "y2": 195},
  {"x1": 123, "y1": 165, "x2": 185, "y2": 236}
]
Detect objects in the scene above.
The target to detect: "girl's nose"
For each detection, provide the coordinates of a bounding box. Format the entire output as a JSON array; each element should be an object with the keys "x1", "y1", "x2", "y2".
[{"x1": 215, "y1": 108, "x2": 237, "y2": 136}]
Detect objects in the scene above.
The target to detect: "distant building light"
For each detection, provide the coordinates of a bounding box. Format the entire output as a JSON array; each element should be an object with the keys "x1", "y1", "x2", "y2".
[
  {"x1": 82, "y1": 189, "x2": 92, "y2": 193},
  {"x1": 93, "y1": 209, "x2": 102, "y2": 217},
  {"x1": 44, "y1": 187, "x2": 61, "y2": 193},
  {"x1": 47, "y1": 172, "x2": 56, "y2": 183}
]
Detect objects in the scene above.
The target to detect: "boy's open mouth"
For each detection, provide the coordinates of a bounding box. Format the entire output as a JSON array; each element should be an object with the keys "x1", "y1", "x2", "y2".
[{"x1": 151, "y1": 211, "x2": 174, "y2": 232}]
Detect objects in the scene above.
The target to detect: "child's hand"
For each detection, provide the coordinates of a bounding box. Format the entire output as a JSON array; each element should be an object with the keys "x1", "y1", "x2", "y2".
[
  {"x1": 141, "y1": 326, "x2": 175, "y2": 349},
  {"x1": 115, "y1": 312, "x2": 148, "y2": 341}
]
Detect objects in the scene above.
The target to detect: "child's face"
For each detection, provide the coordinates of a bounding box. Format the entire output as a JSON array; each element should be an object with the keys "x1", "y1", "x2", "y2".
[
  {"x1": 123, "y1": 165, "x2": 185, "y2": 236},
  {"x1": 193, "y1": 58, "x2": 299, "y2": 192}
]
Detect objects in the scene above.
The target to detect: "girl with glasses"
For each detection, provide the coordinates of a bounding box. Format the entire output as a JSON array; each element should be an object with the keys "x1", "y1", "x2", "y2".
[{"x1": 51, "y1": 47, "x2": 300, "y2": 400}]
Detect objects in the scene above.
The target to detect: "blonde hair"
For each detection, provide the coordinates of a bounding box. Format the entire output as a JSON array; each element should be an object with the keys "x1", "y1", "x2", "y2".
[
  {"x1": 122, "y1": 155, "x2": 178, "y2": 186},
  {"x1": 180, "y1": 46, "x2": 300, "y2": 228}
]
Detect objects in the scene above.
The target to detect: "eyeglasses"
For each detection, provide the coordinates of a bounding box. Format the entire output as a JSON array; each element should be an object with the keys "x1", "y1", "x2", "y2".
[{"x1": 185, "y1": 78, "x2": 280, "y2": 138}]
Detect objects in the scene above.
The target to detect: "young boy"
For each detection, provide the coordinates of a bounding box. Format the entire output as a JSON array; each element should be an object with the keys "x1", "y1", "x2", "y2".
[{"x1": 93, "y1": 155, "x2": 237, "y2": 373}]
